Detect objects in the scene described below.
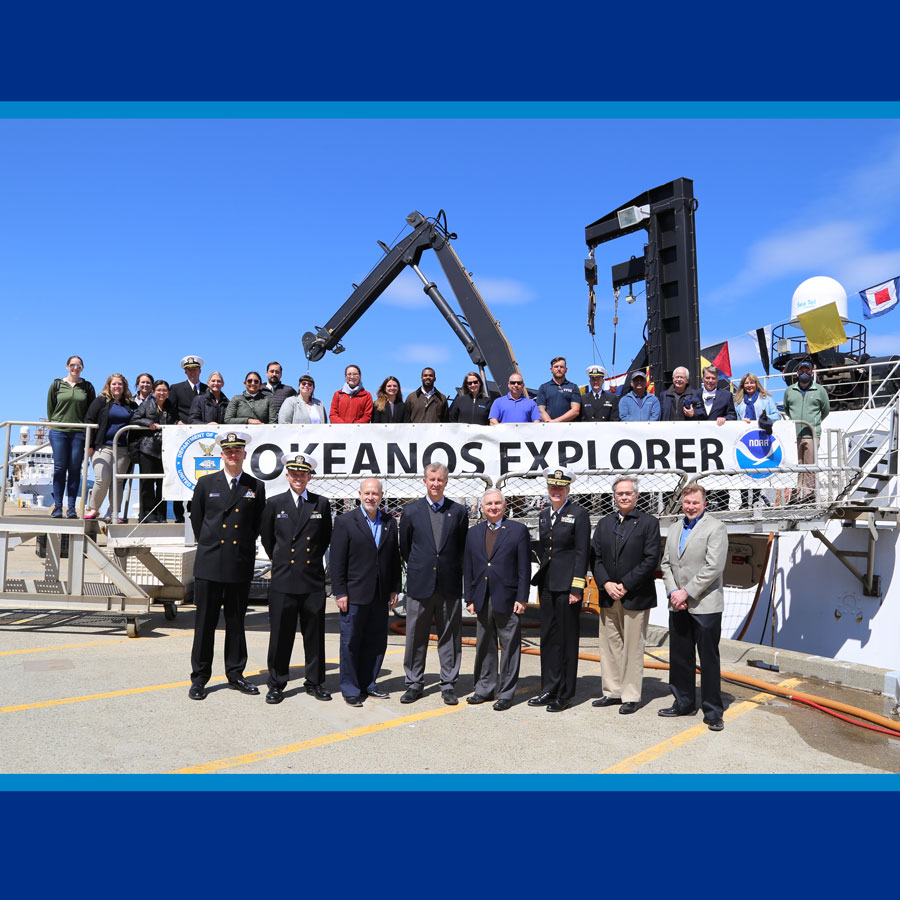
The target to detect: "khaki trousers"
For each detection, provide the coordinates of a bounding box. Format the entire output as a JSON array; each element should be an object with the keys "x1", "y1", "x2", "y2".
[{"x1": 597, "y1": 602, "x2": 649, "y2": 703}]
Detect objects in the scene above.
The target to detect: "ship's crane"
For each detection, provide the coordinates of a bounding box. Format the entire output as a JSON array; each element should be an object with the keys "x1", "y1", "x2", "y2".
[
  {"x1": 302, "y1": 210, "x2": 520, "y2": 397},
  {"x1": 585, "y1": 177, "x2": 702, "y2": 391}
]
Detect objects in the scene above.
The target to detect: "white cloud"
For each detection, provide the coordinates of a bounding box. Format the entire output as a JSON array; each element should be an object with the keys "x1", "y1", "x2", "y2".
[{"x1": 396, "y1": 343, "x2": 452, "y2": 364}]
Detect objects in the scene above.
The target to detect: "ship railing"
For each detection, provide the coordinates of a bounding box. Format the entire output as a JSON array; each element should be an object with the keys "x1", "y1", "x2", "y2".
[
  {"x1": 496, "y1": 469, "x2": 692, "y2": 528},
  {"x1": 109, "y1": 424, "x2": 172, "y2": 526},
  {"x1": 1, "y1": 420, "x2": 96, "y2": 518}
]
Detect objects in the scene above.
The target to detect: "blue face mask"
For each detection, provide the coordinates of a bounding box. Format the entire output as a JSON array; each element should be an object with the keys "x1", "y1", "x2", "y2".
[{"x1": 798, "y1": 372, "x2": 813, "y2": 389}]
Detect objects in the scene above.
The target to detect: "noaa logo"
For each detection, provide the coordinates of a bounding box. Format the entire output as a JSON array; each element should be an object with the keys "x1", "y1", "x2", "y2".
[
  {"x1": 174, "y1": 431, "x2": 221, "y2": 489},
  {"x1": 735, "y1": 430, "x2": 783, "y2": 479}
]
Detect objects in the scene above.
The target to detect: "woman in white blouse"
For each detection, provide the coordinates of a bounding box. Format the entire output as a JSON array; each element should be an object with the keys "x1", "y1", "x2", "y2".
[{"x1": 278, "y1": 374, "x2": 329, "y2": 424}]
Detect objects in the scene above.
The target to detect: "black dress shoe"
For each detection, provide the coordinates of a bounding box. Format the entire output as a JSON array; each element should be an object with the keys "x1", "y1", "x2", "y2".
[
  {"x1": 658, "y1": 705, "x2": 697, "y2": 717},
  {"x1": 305, "y1": 683, "x2": 332, "y2": 701},
  {"x1": 546, "y1": 699, "x2": 572, "y2": 712},
  {"x1": 442, "y1": 689, "x2": 458, "y2": 706},
  {"x1": 366, "y1": 688, "x2": 389, "y2": 699},
  {"x1": 527, "y1": 692, "x2": 555, "y2": 707},
  {"x1": 188, "y1": 683, "x2": 207, "y2": 700},
  {"x1": 591, "y1": 695, "x2": 621, "y2": 708},
  {"x1": 705, "y1": 717, "x2": 725, "y2": 731},
  {"x1": 619, "y1": 701, "x2": 640, "y2": 715},
  {"x1": 344, "y1": 695, "x2": 364, "y2": 707},
  {"x1": 466, "y1": 693, "x2": 494, "y2": 705},
  {"x1": 265, "y1": 688, "x2": 284, "y2": 704},
  {"x1": 492, "y1": 698, "x2": 512, "y2": 711},
  {"x1": 400, "y1": 688, "x2": 423, "y2": 704},
  {"x1": 228, "y1": 678, "x2": 260, "y2": 695}
]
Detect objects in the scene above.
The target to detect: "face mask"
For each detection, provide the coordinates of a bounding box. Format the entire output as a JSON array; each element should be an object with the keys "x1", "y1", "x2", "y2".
[{"x1": 798, "y1": 372, "x2": 812, "y2": 388}]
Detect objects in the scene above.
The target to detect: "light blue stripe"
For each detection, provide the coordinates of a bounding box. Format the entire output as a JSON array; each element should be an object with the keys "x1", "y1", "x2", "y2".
[{"x1": 1, "y1": 101, "x2": 900, "y2": 118}]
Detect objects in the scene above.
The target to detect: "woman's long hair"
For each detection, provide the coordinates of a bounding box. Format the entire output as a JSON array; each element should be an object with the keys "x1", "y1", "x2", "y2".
[
  {"x1": 99, "y1": 373, "x2": 134, "y2": 404},
  {"x1": 458, "y1": 371, "x2": 487, "y2": 398},
  {"x1": 734, "y1": 372, "x2": 771, "y2": 404},
  {"x1": 374, "y1": 376, "x2": 403, "y2": 412}
]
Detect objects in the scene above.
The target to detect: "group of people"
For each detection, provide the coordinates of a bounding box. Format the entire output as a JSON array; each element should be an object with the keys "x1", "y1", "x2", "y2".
[
  {"x1": 186, "y1": 431, "x2": 731, "y2": 731},
  {"x1": 44, "y1": 350, "x2": 830, "y2": 523}
]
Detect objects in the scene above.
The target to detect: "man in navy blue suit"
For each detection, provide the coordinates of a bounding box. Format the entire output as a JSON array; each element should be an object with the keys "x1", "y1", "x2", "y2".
[
  {"x1": 463, "y1": 489, "x2": 532, "y2": 711},
  {"x1": 329, "y1": 478, "x2": 402, "y2": 707},
  {"x1": 399, "y1": 463, "x2": 469, "y2": 706},
  {"x1": 683, "y1": 366, "x2": 737, "y2": 424}
]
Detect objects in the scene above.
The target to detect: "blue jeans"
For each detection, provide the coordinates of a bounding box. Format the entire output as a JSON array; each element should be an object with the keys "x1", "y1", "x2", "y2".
[{"x1": 49, "y1": 429, "x2": 86, "y2": 510}]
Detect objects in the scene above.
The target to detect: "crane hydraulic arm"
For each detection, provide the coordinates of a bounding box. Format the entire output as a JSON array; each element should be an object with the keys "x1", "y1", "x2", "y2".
[{"x1": 302, "y1": 210, "x2": 520, "y2": 396}]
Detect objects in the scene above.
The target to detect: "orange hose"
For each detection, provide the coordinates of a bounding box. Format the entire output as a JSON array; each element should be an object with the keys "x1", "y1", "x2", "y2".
[{"x1": 390, "y1": 620, "x2": 900, "y2": 736}]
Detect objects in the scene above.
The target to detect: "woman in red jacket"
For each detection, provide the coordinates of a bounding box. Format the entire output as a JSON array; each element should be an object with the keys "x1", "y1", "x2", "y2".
[{"x1": 330, "y1": 364, "x2": 373, "y2": 423}]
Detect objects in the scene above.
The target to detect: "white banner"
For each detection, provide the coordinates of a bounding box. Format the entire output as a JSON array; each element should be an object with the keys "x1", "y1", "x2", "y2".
[{"x1": 161, "y1": 421, "x2": 799, "y2": 501}]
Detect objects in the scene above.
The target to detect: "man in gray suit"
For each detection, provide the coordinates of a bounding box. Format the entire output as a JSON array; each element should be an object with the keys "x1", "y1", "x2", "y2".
[{"x1": 659, "y1": 481, "x2": 729, "y2": 731}]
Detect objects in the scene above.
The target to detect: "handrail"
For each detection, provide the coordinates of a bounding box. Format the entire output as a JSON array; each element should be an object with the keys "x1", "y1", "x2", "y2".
[{"x1": 1, "y1": 420, "x2": 97, "y2": 518}]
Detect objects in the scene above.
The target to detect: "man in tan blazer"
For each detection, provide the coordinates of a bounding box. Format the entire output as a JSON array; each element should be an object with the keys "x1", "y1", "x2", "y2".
[{"x1": 659, "y1": 481, "x2": 729, "y2": 731}]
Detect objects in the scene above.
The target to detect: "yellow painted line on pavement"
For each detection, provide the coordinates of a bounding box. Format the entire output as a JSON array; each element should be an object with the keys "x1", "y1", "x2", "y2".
[
  {"x1": 170, "y1": 703, "x2": 465, "y2": 774},
  {"x1": 600, "y1": 677, "x2": 803, "y2": 774},
  {"x1": 0, "y1": 638, "x2": 130, "y2": 656},
  {"x1": 0, "y1": 646, "x2": 404, "y2": 714}
]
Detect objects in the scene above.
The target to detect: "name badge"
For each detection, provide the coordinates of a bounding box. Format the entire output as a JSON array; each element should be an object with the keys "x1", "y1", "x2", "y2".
[
  {"x1": 209, "y1": 492, "x2": 221, "y2": 498},
  {"x1": 561, "y1": 515, "x2": 575, "y2": 524},
  {"x1": 277, "y1": 512, "x2": 289, "y2": 519}
]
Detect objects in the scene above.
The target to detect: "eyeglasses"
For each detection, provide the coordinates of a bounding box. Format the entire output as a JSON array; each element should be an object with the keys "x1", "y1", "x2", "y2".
[
  {"x1": 245, "y1": 378, "x2": 261, "y2": 384},
  {"x1": 508, "y1": 380, "x2": 524, "y2": 385},
  {"x1": 68, "y1": 363, "x2": 83, "y2": 369},
  {"x1": 466, "y1": 380, "x2": 480, "y2": 385},
  {"x1": 614, "y1": 491, "x2": 635, "y2": 497}
]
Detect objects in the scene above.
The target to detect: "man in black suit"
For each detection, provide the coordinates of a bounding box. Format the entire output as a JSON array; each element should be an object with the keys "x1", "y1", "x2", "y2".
[
  {"x1": 259, "y1": 360, "x2": 297, "y2": 419},
  {"x1": 171, "y1": 354, "x2": 207, "y2": 523},
  {"x1": 578, "y1": 364, "x2": 619, "y2": 422},
  {"x1": 329, "y1": 478, "x2": 402, "y2": 707},
  {"x1": 259, "y1": 452, "x2": 333, "y2": 705},
  {"x1": 188, "y1": 430, "x2": 266, "y2": 700},
  {"x1": 590, "y1": 475, "x2": 661, "y2": 714},
  {"x1": 399, "y1": 463, "x2": 469, "y2": 706},
  {"x1": 528, "y1": 468, "x2": 590, "y2": 713},
  {"x1": 683, "y1": 365, "x2": 736, "y2": 424},
  {"x1": 463, "y1": 489, "x2": 531, "y2": 711}
]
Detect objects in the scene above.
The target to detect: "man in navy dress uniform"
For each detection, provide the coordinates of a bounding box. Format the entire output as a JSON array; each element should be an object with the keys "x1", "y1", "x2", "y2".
[
  {"x1": 329, "y1": 478, "x2": 402, "y2": 706},
  {"x1": 260, "y1": 453, "x2": 333, "y2": 705},
  {"x1": 188, "y1": 430, "x2": 266, "y2": 699}
]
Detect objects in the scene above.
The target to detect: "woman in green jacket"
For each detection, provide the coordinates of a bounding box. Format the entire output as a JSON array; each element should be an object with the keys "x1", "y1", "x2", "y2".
[{"x1": 224, "y1": 371, "x2": 275, "y2": 424}]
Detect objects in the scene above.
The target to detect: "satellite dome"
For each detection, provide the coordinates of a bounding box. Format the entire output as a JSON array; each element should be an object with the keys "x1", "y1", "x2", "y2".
[{"x1": 790, "y1": 276, "x2": 848, "y2": 323}]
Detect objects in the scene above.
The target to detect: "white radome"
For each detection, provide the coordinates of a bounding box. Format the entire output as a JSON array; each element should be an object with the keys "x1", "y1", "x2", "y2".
[{"x1": 790, "y1": 275, "x2": 849, "y2": 323}]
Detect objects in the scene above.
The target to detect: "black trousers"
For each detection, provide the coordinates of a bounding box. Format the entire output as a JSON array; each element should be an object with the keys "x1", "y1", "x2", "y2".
[
  {"x1": 190, "y1": 578, "x2": 250, "y2": 684},
  {"x1": 667, "y1": 609, "x2": 723, "y2": 719},
  {"x1": 138, "y1": 453, "x2": 164, "y2": 523},
  {"x1": 266, "y1": 589, "x2": 327, "y2": 690},
  {"x1": 538, "y1": 588, "x2": 582, "y2": 702}
]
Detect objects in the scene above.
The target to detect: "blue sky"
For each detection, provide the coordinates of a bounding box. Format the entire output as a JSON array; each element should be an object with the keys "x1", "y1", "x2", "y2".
[{"x1": 3, "y1": 114, "x2": 900, "y2": 423}]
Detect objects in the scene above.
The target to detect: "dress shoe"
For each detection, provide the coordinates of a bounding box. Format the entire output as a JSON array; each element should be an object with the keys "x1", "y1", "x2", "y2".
[
  {"x1": 591, "y1": 695, "x2": 621, "y2": 708},
  {"x1": 705, "y1": 716, "x2": 725, "y2": 732},
  {"x1": 305, "y1": 683, "x2": 332, "y2": 701},
  {"x1": 619, "y1": 701, "x2": 640, "y2": 715},
  {"x1": 188, "y1": 683, "x2": 207, "y2": 700},
  {"x1": 366, "y1": 688, "x2": 389, "y2": 699},
  {"x1": 265, "y1": 687, "x2": 284, "y2": 704},
  {"x1": 658, "y1": 705, "x2": 697, "y2": 717},
  {"x1": 344, "y1": 695, "x2": 364, "y2": 707},
  {"x1": 442, "y1": 689, "x2": 458, "y2": 706},
  {"x1": 400, "y1": 688, "x2": 423, "y2": 704},
  {"x1": 227, "y1": 678, "x2": 260, "y2": 695},
  {"x1": 492, "y1": 698, "x2": 513, "y2": 711},
  {"x1": 527, "y1": 692, "x2": 555, "y2": 707},
  {"x1": 466, "y1": 693, "x2": 494, "y2": 705},
  {"x1": 546, "y1": 699, "x2": 572, "y2": 713}
]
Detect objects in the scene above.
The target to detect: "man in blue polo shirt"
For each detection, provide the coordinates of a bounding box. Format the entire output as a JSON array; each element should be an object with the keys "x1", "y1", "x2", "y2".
[
  {"x1": 489, "y1": 373, "x2": 541, "y2": 424},
  {"x1": 536, "y1": 357, "x2": 582, "y2": 422}
]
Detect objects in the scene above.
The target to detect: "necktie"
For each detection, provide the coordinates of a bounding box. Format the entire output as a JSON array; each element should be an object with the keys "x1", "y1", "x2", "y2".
[
  {"x1": 431, "y1": 501, "x2": 442, "y2": 513},
  {"x1": 550, "y1": 511, "x2": 557, "y2": 528},
  {"x1": 230, "y1": 477, "x2": 237, "y2": 491}
]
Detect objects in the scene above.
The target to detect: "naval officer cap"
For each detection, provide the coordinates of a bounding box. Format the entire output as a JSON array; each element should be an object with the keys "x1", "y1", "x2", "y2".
[
  {"x1": 180, "y1": 355, "x2": 204, "y2": 369},
  {"x1": 586, "y1": 364, "x2": 607, "y2": 377},
  {"x1": 546, "y1": 467, "x2": 575, "y2": 486},
  {"x1": 282, "y1": 452, "x2": 317, "y2": 473},
  {"x1": 216, "y1": 431, "x2": 251, "y2": 450}
]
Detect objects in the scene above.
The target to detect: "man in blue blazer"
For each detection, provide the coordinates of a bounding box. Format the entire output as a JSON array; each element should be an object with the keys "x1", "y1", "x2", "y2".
[
  {"x1": 329, "y1": 478, "x2": 402, "y2": 706},
  {"x1": 463, "y1": 489, "x2": 532, "y2": 711},
  {"x1": 259, "y1": 452, "x2": 333, "y2": 705},
  {"x1": 399, "y1": 463, "x2": 469, "y2": 706},
  {"x1": 683, "y1": 365, "x2": 737, "y2": 424},
  {"x1": 188, "y1": 430, "x2": 265, "y2": 700}
]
